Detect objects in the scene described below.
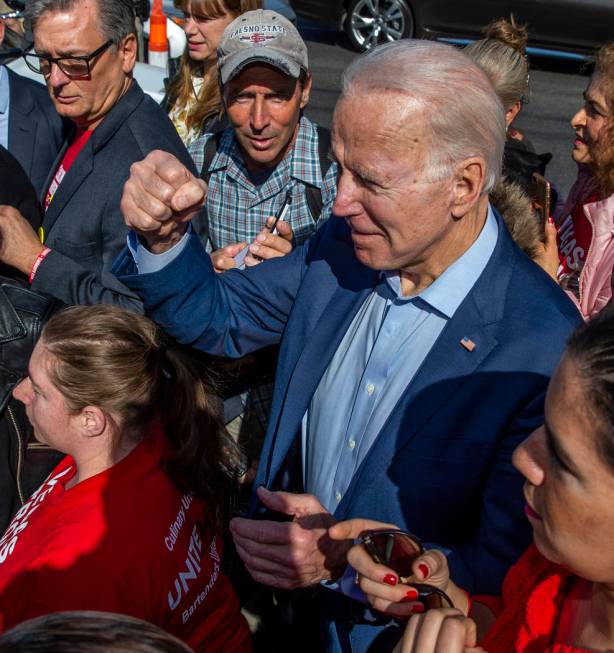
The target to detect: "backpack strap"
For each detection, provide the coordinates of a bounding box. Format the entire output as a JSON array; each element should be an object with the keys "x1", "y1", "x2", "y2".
[
  {"x1": 305, "y1": 124, "x2": 333, "y2": 224},
  {"x1": 198, "y1": 130, "x2": 224, "y2": 184}
]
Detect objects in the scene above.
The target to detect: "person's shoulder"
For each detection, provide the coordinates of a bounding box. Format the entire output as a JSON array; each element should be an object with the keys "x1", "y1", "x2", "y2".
[
  {"x1": 498, "y1": 244, "x2": 582, "y2": 340},
  {"x1": 7, "y1": 70, "x2": 54, "y2": 110},
  {"x1": 115, "y1": 88, "x2": 193, "y2": 166}
]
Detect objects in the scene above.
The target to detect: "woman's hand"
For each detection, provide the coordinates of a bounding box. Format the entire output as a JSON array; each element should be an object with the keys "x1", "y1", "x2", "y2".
[
  {"x1": 393, "y1": 609, "x2": 486, "y2": 653},
  {"x1": 533, "y1": 218, "x2": 560, "y2": 280},
  {"x1": 329, "y1": 519, "x2": 466, "y2": 619}
]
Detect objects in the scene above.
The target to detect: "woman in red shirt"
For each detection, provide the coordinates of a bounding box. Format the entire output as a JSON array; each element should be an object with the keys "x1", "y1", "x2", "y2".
[
  {"x1": 0, "y1": 305, "x2": 252, "y2": 653},
  {"x1": 331, "y1": 310, "x2": 614, "y2": 652}
]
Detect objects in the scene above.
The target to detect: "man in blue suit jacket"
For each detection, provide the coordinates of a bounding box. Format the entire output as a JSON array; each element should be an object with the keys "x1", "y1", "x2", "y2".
[{"x1": 114, "y1": 41, "x2": 581, "y2": 652}]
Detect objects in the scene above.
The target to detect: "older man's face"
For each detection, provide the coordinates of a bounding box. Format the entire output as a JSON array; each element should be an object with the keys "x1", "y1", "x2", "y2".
[
  {"x1": 33, "y1": 0, "x2": 135, "y2": 130},
  {"x1": 331, "y1": 91, "x2": 457, "y2": 272}
]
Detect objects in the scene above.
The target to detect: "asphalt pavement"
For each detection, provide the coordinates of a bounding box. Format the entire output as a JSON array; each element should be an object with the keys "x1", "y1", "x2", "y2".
[{"x1": 300, "y1": 26, "x2": 590, "y2": 198}]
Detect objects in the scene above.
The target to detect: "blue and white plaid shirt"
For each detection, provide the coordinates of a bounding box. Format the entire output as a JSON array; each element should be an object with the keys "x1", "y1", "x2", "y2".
[{"x1": 188, "y1": 115, "x2": 338, "y2": 250}]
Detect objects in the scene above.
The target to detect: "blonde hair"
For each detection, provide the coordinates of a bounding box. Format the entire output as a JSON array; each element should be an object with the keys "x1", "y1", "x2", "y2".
[
  {"x1": 169, "y1": 0, "x2": 261, "y2": 133},
  {"x1": 463, "y1": 16, "x2": 530, "y2": 111}
]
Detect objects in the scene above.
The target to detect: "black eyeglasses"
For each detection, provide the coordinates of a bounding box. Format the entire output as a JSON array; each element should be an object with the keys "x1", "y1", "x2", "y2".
[
  {"x1": 23, "y1": 40, "x2": 113, "y2": 79},
  {"x1": 360, "y1": 529, "x2": 455, "y2": 610}
]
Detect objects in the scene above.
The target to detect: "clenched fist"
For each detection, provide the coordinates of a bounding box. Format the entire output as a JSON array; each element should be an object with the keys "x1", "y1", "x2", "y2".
[{"x1": 120, "y1": 150, "x2": 207, "y2": 254}]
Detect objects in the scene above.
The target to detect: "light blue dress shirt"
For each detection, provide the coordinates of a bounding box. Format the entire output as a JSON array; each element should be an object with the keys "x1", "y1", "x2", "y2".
[
  {"x1": 303, "y1": 207, "x2": 499, "y2": 513},
  {"x1": 0, "y1": 66, "x2": 10, "y2": 150}
]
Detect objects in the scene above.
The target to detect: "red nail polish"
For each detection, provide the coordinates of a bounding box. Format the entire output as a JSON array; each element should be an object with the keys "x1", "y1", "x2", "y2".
[
  {"x1": 410, "y1": 603, "x2": 425, "y2": 614},
  {"x1": 383, "y1": 574, "x2": 397, "y2": 586},
  {"x1": 404, "y1": 588, "x2": 419, "y2": 600},
  {"x1": 418, "y1": 564, "x2": 429, "y2": 578}
]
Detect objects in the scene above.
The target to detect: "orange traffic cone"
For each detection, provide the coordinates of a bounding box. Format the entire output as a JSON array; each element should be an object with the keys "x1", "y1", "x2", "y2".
[{"x1": 148, "y1": 0, "x2": 168, "y2": 69}]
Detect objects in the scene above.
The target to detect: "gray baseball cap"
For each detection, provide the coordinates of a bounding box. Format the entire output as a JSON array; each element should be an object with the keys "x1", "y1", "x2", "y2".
[{"x1": 217, "y1": 9, "x2": 309, "y2": 85}]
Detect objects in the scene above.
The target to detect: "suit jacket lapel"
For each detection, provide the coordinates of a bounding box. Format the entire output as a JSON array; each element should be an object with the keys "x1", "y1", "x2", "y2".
[
  {"x1": 336, "y1": 211, "x2": 515, "y2": 517},
  {"x1": 42, "y1": 141, "x2": 93, "y2": 237},
  {"x1": 260, "y1": 234, "x2": 379, "y2": 486},
  {"x1": 42, "y1": 81, "x2": 144, "y2": 238},
  {"x1": 336, "y1": 292, "x2": 498, "y2": 517},
  {"x1": 7, "y1": 70, "x2": 35, "y2": 180}
]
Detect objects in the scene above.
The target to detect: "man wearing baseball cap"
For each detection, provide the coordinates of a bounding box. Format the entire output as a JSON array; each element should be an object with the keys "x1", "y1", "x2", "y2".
[
  {"x1": 187, "y1": 10, "x2": 337, "y2": 472},
  {"x1": 190, "y1": 9, "x2": 336, "y2": 267}
]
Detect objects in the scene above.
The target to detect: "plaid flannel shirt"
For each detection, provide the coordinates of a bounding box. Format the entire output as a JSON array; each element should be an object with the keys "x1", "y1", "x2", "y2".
[
  {"x1": 188, "y1": 115, "x2": 337, "y2": 250},
  {"x1": 188, "y1": 115, "x2": 338, "y2": 437}
]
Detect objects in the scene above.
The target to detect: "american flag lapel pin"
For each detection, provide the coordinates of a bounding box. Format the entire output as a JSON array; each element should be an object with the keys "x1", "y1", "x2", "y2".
[{"x1": 460, "y1": 337, "x2": 476, "y2": 352}]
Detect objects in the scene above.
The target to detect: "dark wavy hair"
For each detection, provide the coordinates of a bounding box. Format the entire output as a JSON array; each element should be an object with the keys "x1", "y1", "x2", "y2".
[
  {"x1": 566, "y1": 307, "x2": 614, "y2": 468},
  {"x1": 593, "y1": 41, "x2": 614, "y2": 197},
  {"x1": 39, "y1": 305, "x2": 242, "y2": 526}
]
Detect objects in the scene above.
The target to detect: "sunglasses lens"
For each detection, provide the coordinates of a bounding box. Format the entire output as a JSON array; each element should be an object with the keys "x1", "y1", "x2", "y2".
[
  {"x1": 423, "y1": 592, "x2": 444, "y2": 610},
  {"x1": 368, "y1": 532, "x2": 422, "y2": 578}
]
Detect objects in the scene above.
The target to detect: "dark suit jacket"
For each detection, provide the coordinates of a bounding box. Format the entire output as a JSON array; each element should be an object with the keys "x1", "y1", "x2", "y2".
[
  {"x1": 32, "y1": 80, "x2": 208, "y2": 311},
  {"x1": 0, "y1": 145, "x2": 40, "y2": 230},
  {"x1": 6, "y1": 67, "x2": 66, "y2": 199},
  {"x1": 115, "y1": 211, "x2": 581, "y2": 652}
]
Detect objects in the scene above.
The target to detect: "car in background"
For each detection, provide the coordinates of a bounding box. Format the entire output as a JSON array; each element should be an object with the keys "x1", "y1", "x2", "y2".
[{"x1": 291, "y1": 0, "x2": 614, "y2": 57}]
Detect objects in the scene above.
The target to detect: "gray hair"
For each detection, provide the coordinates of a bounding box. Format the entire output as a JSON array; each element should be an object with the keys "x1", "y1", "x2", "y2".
[
  {"x1": 464, "y1": 39, "x2": 529, "y2": 110},
  {"x1": 25, "y1": 0, "x2": 136, "y2": 45},
  {"x1": 340, "y1": 39, "x2": 505, "y2": 194}
]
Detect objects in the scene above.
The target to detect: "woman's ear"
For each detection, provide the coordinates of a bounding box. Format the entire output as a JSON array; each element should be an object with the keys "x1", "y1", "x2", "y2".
[{"x1": 79, "y1": 406, "x2": 107, "y2": 438}]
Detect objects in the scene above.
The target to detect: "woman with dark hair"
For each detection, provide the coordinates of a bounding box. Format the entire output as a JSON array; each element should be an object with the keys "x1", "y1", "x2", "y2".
[
  {"x1": 165, "y1": 0, "x2": 261, "y2": 146},
  {"x1": 543, "y1": 41, "x2": 614, "y2": 319},
  {"x1": 0, "y1": 305, "x2": 252, "y2": 653},
  {"x1": 331, "y1": 308, "x2": 614, "y2": 652}
]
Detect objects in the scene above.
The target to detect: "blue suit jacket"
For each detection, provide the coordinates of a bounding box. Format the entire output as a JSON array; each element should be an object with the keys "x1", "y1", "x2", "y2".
[
  {"x1": 6, "y1": 68, "x2": 67, "y2": 199},
  {"x1": 115, "y1": 211, "x2": 581, "y2": 652}
]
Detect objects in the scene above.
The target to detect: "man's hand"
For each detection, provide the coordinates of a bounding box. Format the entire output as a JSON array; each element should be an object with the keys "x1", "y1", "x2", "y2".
[
  {"x1": 244, "y1": 218, "x2": 294, "y2": 267},
  {"x1": 210, "y1": 242, "x2": 247, "y2": 273},
  {"x1": 393, "y1": 609, "x2": 484, "y2": 653},
  {"x1": 0, "y1": 206, "x2": 44, "y2": 275},
  {"x1": 229, "y1": 487, "x2": 353, "y2": 590},
  {"x1": 120, "y1": 150, "x2": 207, "y2": 254}
]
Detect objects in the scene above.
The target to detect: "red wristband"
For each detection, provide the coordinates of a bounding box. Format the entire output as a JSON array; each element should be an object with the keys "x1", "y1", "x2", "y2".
[
  {"x1": 462, "y1": 589, "x2": 472, "y2": 616},
  {"x1": 29, "y1": 247, "x2": 52, "y2": 285}
]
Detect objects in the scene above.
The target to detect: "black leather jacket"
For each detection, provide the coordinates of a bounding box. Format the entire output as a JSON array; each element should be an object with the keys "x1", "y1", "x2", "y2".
[{"x1": 0, "y1": 280, "x2": 63, "y2": 533}]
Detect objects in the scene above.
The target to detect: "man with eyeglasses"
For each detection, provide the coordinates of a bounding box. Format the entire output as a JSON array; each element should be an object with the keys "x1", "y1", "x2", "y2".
[{"x1": 0, "y1": 0, "x2": 203, "y2": 309}]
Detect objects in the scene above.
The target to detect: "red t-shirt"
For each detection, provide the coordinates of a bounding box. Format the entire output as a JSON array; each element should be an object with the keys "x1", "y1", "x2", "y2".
[
  {"x1": 0, "y1": 427, "x2": 251, "y2": 653},
  {"x1": 44, "y1": 129, "x2": 93, "y2": 211},
  {"x1": 557, "y1": 192, "x2": 600, "y2": 276}
]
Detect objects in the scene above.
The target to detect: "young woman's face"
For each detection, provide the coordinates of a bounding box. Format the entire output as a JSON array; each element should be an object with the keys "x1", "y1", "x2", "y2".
[
  {"x1": 183, "y1": 2, "x2": 235, "y2": 63},
  {"x1": 13, "y1": 342, "x2": 79, "y2": 453},
  {"x1": 513, "y1": 355, "x2": 614, "y2": 582},
  {"x1": 570, "y1": 72, "x2": 611, "y2": 166}
]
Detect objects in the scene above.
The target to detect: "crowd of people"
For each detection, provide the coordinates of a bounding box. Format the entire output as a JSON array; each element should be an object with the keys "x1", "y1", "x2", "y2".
[{"x1": 0, "y1": 0, "x2": 613, "y2": 651}]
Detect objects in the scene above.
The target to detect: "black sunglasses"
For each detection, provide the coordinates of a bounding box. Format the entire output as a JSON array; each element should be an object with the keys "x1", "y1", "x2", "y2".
[
  {"x1": 360, "y1": 529, "x2": 455, "y2": 610},
  {"x1": 23, "y1": 40, "x2": 113, "y2": 79}
]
